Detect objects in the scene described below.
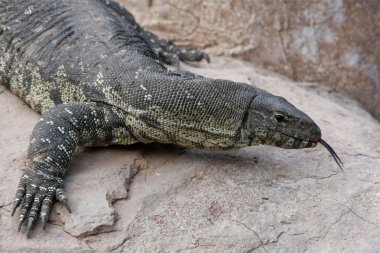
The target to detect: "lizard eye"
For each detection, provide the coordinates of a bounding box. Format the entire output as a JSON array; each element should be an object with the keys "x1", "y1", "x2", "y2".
[{"x1": 275, "y1": 114, "x2": 286, "y2": 123}]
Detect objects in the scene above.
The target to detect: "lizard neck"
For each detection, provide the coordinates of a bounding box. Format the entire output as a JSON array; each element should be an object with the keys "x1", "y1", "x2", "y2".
[{"x1": 120, "y1": 67, "x2": 258, "y2": 150}]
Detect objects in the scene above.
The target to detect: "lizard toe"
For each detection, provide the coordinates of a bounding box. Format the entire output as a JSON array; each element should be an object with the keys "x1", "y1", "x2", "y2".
[
  {"x1": 17, "y1": 184, "x2": 36, "y2": 231},
  {"x1": 40, "y1": 193, "x2": 55, "y2": 230},
  {"x1": 28, "y1": 194, "x2": 44, "y2": 220},
  {"x1": 24, "y1": 193, "x2": 44, "y2": 237}
]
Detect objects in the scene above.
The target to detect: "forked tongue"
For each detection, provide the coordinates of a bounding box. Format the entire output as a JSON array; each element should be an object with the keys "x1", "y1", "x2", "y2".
[{"x1": 319, "y1": 139, "x2": 343, "y2": 171}]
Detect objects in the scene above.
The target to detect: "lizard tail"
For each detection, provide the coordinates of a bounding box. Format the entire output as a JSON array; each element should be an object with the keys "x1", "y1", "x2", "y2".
[{"x1": 319, "y1": 139, "x2": 344, "y2": 172}]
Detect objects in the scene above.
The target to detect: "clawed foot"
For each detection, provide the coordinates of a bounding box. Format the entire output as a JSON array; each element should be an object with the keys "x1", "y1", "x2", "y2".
[
  {"x1": 11, "y1": 169, "x2": 70, "y2": 238},
  {"x1": 178, "y1": 48, "x2": 210, "y2": 64},
  {"x1": 143, "y1": 30, "x2": 210, "y2": 68},
  {"x1": 156, "y1": 40, "x2": 210, "y2": 68}
]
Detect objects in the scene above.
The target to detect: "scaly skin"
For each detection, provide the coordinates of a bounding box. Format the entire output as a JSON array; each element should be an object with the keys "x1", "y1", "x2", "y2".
[{"x1": 0, "y1": 0, "x2": 340, "y2": 238}]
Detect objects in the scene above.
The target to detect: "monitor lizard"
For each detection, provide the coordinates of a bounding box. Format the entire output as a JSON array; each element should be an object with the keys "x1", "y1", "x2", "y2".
[{"x1": 0, "y1": 0, "x2": 342, "y2": 238}]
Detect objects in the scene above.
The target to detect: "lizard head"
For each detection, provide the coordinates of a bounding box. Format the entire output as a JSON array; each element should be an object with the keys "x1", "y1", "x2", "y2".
[
  {"x1": 246, "y1": 88, "x2": 321, "y2": 148},
  {"x1": 244, "y1": 88, "x2": 343, "y2": 170}
]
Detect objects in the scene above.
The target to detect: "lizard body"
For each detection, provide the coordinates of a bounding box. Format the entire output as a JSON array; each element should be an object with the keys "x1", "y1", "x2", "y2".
[{"x1": 0, "y1": 0, "x2": 341, "y2": 238}]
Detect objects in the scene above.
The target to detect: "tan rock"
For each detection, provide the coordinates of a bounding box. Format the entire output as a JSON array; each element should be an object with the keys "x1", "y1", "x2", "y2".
[
  {"x1": 118, "y1": 0, "x2": 380, "y2": 119},
  {"x1": 1, "y1": 57, "x2": 380, "y2": 252}
]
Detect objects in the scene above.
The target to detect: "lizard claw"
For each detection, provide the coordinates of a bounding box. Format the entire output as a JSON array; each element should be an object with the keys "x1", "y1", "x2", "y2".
[
  {"x1": 41, "y1": 215, "x2": 48, "y2": 230},
  {"x1": 17, "y1": 215, "x2": 25, "y2": 231},
  {"x1": 203, "y1": 52, "x2": 210, "y2": 63},
  {"x1": 11, "y1": 199, "x2": 22, "y2": 216},
  {"x1": 56, "y1": 188, "x2": 71, "y2": 213},
  {"x1": 26, "y1": 217, "x2": 35, "y2": 239},
  {"x1": 11, "y1": 180, "x2": 26, "y2": 216},
  {"x1": 61, "y1": 199, "x2": 71, "y2": 213}
]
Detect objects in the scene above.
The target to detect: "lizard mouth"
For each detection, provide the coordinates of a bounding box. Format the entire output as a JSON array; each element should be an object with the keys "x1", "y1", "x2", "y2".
[
  {"x1": 256, "y1": 130, "x2": 318, "y2": 149},
  {"x1": 319, "y1": 139, "x2": 344, "y2": 171}
]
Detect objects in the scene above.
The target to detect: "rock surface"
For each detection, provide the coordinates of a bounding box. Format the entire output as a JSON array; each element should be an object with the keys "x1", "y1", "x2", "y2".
[
  {"x1": 1, "y1": 57, "x2": 380, "y2": 252},
  {"x1": 118, "y1": 0, "x2": 380, "y2": 120}
]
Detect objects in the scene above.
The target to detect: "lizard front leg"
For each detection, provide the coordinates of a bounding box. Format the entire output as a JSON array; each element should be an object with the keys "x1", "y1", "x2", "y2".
[{"x1": 11, "y1": 102, "x2": 137, "y2": 238}]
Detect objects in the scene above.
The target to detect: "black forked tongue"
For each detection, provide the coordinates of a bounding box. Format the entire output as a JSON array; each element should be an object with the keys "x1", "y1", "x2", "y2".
[{"x1": 319, "y1": 139, "x2": 343, "y2": 171}]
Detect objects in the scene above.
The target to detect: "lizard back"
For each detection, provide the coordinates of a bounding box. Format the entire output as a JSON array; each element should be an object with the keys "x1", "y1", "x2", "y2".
[{"x1": 0, "y1": 0, "x2": 255, "y2": 149}]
